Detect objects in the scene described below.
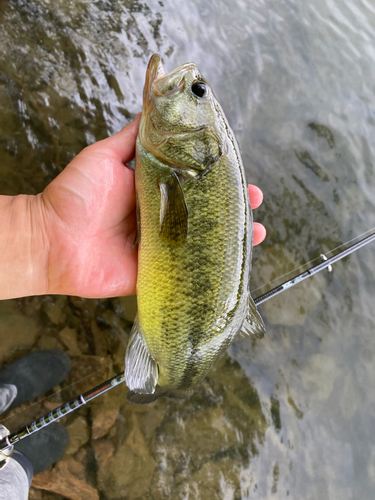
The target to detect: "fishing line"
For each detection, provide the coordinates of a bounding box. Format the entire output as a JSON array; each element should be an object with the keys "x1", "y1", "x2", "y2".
[
  {"x1": 251, "y1": 225, "x2": 375, "y2": 294},
  {"x1": 4, "y1": 227, "x2": 372, "y2": 421},
  {"x1": 1, "y1": 228, "x2": 375, "y2": 454},
  {"x1": 0, "y1": 306, "x2": 132, "y2": 423},
  {"x1": 0, "y1": 360, "x2": 116, "y2": 424}
]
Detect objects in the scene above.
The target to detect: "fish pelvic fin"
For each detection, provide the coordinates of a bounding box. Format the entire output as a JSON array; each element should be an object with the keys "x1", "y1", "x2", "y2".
[
  {"x1": 159, "y1": 171, "x2": 188, "y2": 245},
  {"x1": 127, "y1": 388, "x2": 194, "y2": 405},
  {"x1": 124, "y1": 316, "x2": 158, "y2": 394},
  {"x1": 238, "y1": 295, "x2": 266, "y2": 340}
]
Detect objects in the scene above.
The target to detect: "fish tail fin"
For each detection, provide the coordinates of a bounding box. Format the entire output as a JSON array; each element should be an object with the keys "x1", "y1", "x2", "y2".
[
  {"x1": 127, "y1": 388, "x2": 194, "y2": 405},
  {"x1": 126, "y1": 390, "x2": 163, "y2": 404}
]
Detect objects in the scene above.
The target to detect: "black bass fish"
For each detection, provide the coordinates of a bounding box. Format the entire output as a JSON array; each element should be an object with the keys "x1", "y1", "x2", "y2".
[{"x1": 125, "y1": 54, "x2": 265, "y2": 404}]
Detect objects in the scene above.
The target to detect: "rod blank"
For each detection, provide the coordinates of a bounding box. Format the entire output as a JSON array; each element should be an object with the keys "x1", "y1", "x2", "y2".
[{"x1": 1, "y1": 232, "x2": 375, "y2": 454}]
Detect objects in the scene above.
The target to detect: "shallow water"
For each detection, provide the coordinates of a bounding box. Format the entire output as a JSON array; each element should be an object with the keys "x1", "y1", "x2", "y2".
[{"x1": 1, "y1": 0, "x2": 375, "y2": 498}]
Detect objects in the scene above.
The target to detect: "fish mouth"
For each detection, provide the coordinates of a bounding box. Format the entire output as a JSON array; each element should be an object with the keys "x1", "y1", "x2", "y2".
[
  {"x1": 140, "y1": 54, "x2": 202, "y2": 147},
  {"x1": 143, "y1": 54, "x2": 165, "y2": 105},
  {"x1": 143, "y1": 54, "x2": 197, "y2": 105}
]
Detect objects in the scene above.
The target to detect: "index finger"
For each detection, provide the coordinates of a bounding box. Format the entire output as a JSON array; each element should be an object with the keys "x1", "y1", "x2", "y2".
[{"x1": 93, "y1": 112, "x2": 142, "y2": 164}]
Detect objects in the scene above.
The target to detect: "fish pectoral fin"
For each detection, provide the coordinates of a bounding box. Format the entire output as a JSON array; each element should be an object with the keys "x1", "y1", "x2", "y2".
[
  {"x1": 159, "y1": 172, "x2": 188, "y2": 245},
  {"x1": 124, "y1": 316, "x2": 158, "y2": 394},
  {"x1": 238, "y1": 295, "x2": 266, "y2": 340}
]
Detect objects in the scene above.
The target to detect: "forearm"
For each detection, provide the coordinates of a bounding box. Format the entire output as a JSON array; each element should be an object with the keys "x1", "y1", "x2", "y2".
[{"x1": 0, "y1": 194, "x2": 49, "y2": 299}]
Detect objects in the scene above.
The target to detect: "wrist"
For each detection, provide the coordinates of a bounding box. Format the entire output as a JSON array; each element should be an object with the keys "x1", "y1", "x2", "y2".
[{"x1": 0, "y1": 194, "x2": 50, "y2": 299}]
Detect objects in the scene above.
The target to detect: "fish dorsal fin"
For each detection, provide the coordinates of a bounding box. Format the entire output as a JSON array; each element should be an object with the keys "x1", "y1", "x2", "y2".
[
  {"x1": 125, "y1": 316, "x2": 158, "y2": 394},
  {"x1": 238, "y1": 295, "x2": 266, "y2": 340},
  {"x1": 159, "y1": 171, "x2": 188, "y2": 245}
]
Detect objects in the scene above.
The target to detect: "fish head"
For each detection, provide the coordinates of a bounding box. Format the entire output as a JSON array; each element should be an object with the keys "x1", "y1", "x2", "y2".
[{"x1": 139, "y1": 54, "x2": 227, "y2": 174}]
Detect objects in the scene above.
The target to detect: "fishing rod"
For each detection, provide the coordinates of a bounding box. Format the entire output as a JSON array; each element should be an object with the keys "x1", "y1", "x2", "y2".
[
  {"x1": 254, "y1": 230, "x2": 375, "y2": 305},
  {"x1": 1, "y1": 230, "x2": 375, "y2": 455}
]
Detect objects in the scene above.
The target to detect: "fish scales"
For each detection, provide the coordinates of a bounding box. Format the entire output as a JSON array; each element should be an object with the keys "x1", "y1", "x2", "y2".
[{"x1": 125, "y1": 54, "x2": 265, "y2": 403}]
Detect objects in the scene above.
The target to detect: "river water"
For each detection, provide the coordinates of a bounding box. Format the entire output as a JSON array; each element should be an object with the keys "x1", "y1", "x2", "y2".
[{"x1": 1, "y1": 0, "x2": 375, "y2": 498}]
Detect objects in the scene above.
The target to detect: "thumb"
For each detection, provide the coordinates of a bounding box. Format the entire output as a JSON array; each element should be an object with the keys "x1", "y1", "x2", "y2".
[{"x1": 92, "y1": 112, "x2": 142, "y2": 164}]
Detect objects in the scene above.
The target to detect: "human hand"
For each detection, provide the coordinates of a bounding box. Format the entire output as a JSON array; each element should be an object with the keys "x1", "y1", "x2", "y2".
[
  {"x1": 41, "y1": 115, "x2": 141, "y2": 298},
  {"x1": 36, "y1": 115, "x2": 266, "y2": 299}
]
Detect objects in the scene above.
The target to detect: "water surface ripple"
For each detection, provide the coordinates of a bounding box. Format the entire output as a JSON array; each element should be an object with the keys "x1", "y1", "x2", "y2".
[{"x1": 1, "y1": 0, "x2": 375, "y2": 498}]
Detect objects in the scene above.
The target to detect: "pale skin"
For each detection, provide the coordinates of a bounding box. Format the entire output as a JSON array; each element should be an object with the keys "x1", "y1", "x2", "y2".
[{"x1": 0, "y1": 114, "x2": 266, "y2": 300}]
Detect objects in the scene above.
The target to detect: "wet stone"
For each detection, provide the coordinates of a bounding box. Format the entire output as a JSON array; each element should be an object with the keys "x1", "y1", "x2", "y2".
[
  {"x1": 66, "y1": 355, "x2": 113, "y2": 396},
  {"x1": 175, "y1": 457, "x2": 241, "y2": 500},
  {"x1": 90, "y1": 320, "x2": 108, "y2": 357},
  {"x1": 110, "y1": 338, "x2": 127, "y2": 370},
  {"x1": 92, "y1": 408, "x2": 118, "y2": 440},
  {"x1": 126, "y1": 399, "x2": 166, "y2": 443},
  {"x1": 75, "y1": 447, "x2": 88, "y2": 464},
  {"x1": 0, "y1": 301, "x2": 39, "y2": 359},
  {"x1": 262, "y1": 273, "x2": 326, "y2": 327},
  {"x1": 98, "y1": 309, "x2": 129, "y2": 341},
  {"x1": 28, "y1": 487, "x2": 43, "y2": 500},
  {"x1": 58, "y1": 327, "x2": 81, "y2": 356},
  {"x1": 43, "y1": 297, "x2": 67, "y2": 325},
  {"x1": 66, "y1": 415, "x2": 90, "y2": 455},
  {"x1": 19, "y1": 297, "x2": 42, "y2": 317},
  {"x1": 62, "y1": 456, "x2": 85, "y2": 480},
  {"x1": 255, "y1": 244, "x2": 327, "y2": 326},
  {"x1": 150, "y1": 374, "x2": 261, "y2": 499},
  {"x1": 32, "y1": 458, "x2": 99, "y2": 500},
  {"x1": 36, "y1": 335, "x2": 64, "y2": 351},
  {"x1": 69, "y1": 297, "x2": 99, "y2": 318},
  {"x1": 207, "y1": 354, "x2": 267, "y2": 440},
  {"x1": 301, "y1": 354, "x2": 338, "y2": 401},
  {"x1": 92, "y1": 439, "x2": 115, "y2": 466},
  {"x1": 97, "y1": 416, "x2": 156, "y2": 499},
  {"x1": 90, "y1": 386, "x2": 124, "y2": 439},
  {"x1": 43, "y1": 397, "x2": 64, "y2": 412}
]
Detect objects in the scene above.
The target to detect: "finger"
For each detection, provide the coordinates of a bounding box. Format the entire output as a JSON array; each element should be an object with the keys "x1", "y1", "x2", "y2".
[
  {"x1": 253, "y1": 222, "x2": 266, "y2": 246},
  {"x1": 94, "y1": 112, "x2": 142, "y2": 164},
  {"x1": 248, "y1": 184, "x2": 263, "y2": 210}
]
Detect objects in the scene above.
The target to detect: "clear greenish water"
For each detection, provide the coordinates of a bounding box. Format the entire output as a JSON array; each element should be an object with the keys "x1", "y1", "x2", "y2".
[{"x1": 1, "y1": 0, "x2": 375, "y2": 498}]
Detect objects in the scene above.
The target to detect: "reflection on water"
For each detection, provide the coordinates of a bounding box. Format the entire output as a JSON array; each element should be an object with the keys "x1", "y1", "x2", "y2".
[{"x1": 1, "y1": 0, "x2": 375, "y2": 498}]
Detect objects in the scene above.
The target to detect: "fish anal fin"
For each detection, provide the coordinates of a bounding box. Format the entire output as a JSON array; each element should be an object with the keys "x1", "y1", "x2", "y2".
[
  {"x1": 238, "y1": 295, "x2": 266, "y2": 340},
  {"x1": 159, "y1": 171, "x2": 188, "y2": 245},
  {"x1": 124, "y1": 316, "x2": 158, "y2": 394}
]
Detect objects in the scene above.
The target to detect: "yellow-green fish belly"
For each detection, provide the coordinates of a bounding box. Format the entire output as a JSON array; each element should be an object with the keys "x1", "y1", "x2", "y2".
[{"x1": 135, "y1": 141, "x2": 251, "y2": 391}]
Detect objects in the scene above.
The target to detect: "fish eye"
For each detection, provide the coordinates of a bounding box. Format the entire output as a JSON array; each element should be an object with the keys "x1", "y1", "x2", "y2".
[{"x1": 191, "y1": 82, "x2": 207, "y2": 98}]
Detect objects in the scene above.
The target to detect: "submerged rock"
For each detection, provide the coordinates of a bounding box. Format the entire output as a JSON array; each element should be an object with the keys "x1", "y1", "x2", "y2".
[
  {"x1": 32, "y1": 458, "x2": 99, "y2": 500},
  {"x1": 97, "y1": 416, "x2": 156, "y2": 499},
  {"x1": 0, "y1": 301, "x2": 39, "y2": 359},
  {"x1": 66, "y1": 415, "x2": 90, "y2": 455},
  {"x1": 42, "y1": 296, "x2": 67, "y2": 325},
  {"x1": 92, "y1": 439, "x2": 115, "y2": 466},
  {"x1": 301, "y1": 354, "x2": 337, "y2": 401},
  {"x1": 92, "y1": 409, "x2": 118, "y2": 440},
  {"x1": 58, "y1": 327, "x2": 81, "y2": 356}
]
